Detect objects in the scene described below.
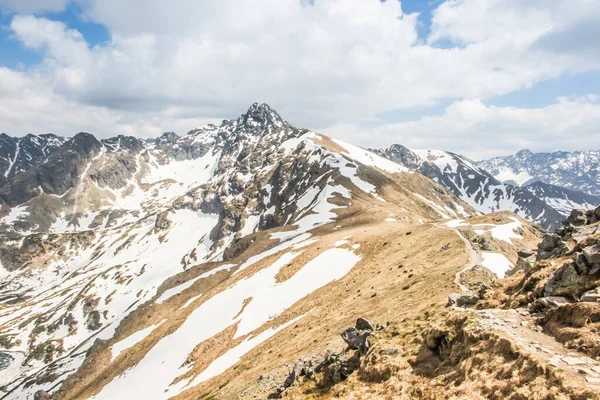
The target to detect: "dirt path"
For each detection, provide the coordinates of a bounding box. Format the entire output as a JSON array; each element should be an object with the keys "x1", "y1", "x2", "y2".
[
  {"x1": 443, "y1": 222, "x2": 600, "y2": 390},
  {"x1": 476, "y1": 308, "x2": 600, "y2": 388},
  {"x1": 449, "y1": 226, "x2": 482, "y2": 292}
]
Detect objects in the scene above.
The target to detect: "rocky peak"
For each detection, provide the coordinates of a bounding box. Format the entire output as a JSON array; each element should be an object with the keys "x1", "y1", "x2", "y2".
[
  {"x1": 376, "y1": 144, "x2": 421, "y2": 170},
  {"x1": 155, "y1": 131, "x2": 180, "y2": 145},
  {"x1": 516, "y1": 149, "x2": 533, "y2": 158},
  {"x1": 67, "y1": 132, "x2": 103, "y2": 155},
  {"x1": 237, "y1": 102, "x2": 292, "y2": 133},
  {"x1": 102, "y1": 135, "x2": 145, "y2": 153}
]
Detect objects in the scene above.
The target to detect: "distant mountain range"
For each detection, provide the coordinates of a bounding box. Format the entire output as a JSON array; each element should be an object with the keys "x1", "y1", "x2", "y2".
[{"x1": 477, "y1": 149, "x2": 600, "y2": 196}]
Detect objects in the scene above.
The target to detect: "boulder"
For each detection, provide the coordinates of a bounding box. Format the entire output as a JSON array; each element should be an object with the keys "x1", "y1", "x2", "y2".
[
  {"x1": 583, "y1": 244, "x2": 600, "y2": 267},
  {"x1": 539, "y1": 233, "x2": 560, "y2": 252},
  {"x1": 355, "y1": 317, "x2": 374, "y2": 331},
  {"x1": 574, "y1": 252, "x2": 590, "y2": 274},
  {"x1": 544, "y1": 262, "x2": 581, "y2": 297},
  {"x1": 446, "y1": 293, "x2": 460, "y2": 307},
  {"x1": 34, "y1": 391, "x2": 51, "y2": 400},
  {"x1": 581, "y1": 287, "x2": 600, "y2": 303},
  {"x1": 517, "y1": 248, "x2": 535, "y2": 258},
  {"x1": 341, "y1": 327, "x2": 370, "y2": 354},
  {"x1": 566, "y1": 209, "x2": 587, "y2": 226},
  {"x1": 508, "y1": 256, "x2": 535, "y2": 276},
  {"x1": 456, "y1": 291, "x2": 479, "y2": 307},
  {"x1": 530, "y1": 296, "x2": 572, "y2": 313}
]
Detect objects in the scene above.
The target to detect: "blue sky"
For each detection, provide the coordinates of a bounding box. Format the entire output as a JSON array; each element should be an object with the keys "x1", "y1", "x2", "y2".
[{"x1": 0, "y1": 0, "x2": 599, "y2": 158}]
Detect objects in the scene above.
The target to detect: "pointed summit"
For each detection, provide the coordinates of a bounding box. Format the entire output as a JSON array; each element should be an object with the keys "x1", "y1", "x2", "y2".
[{"x1": 238, "y1": 102, "x2": 291, "y2": 131}]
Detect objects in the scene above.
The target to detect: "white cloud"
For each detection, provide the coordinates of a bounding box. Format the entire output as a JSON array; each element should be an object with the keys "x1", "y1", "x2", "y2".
[
  {"x1": 324, "y1": 96, "x2": 600, "y2": 159},
  {"x1": 0, "y1": 0, "x2": 599, "y2": 158}
]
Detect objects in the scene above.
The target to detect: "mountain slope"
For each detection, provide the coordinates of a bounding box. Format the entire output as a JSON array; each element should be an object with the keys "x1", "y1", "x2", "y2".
[
  {"x1": 477, "y1": 149, "x2": 600, "y2": 196},
  {"x1": 0, "y1": 133, "x2": 66, "y2": 187},
  {"x1": 0, "y1": 104, "x2": 479, "y2": 399},
  {"x1": 523, "y1": 181, "x2": 600, "y2": 217},
  {"x1": 375, "y1": 144, "x2": 564, "y2": 230}
]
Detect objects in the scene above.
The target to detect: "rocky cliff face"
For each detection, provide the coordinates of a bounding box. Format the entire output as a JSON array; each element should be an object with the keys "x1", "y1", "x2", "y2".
[{"x1": 0, "y1": 133, "x2": 66, "y2": 187}]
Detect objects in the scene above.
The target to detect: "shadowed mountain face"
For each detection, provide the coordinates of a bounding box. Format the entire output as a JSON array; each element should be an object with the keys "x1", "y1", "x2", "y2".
[{"x1": 477, "y1": 149, "x2": 600, "y2": 196}]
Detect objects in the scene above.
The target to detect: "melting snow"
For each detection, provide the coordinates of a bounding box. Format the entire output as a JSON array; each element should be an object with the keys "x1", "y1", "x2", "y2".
[
  {"x1": 481, "y1": 252, "x2": 514, "y2": 279},
  {"x1": 110, "y1": 320, "x2": 165, "y2": 362}
]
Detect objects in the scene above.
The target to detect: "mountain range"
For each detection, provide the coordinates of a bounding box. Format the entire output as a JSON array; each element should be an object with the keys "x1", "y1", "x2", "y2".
[
  {"x1": 477, "y1": 148, "x2": 600, "y2": 196},
  {"x1": 0, "y1": 104, "x2": 599, "y2": 399}
]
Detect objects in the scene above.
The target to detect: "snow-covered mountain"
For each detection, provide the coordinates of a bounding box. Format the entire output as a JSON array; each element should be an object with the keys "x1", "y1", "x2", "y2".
[
  {"x1": 523, "y1": 181, "x2": 600, "y2": 217},
  {"x1": 0, "y1": 133, "x2": 66, "y2": 187},
  {"x1": 0, "y1": 104, "x2": 478, "y2": 398},
  {"x1": 375, "y1": 144, "x2": 565, "y2": 230},
  {"x1": 477, "y1": 149, "x2": 600, "y2": 196}
]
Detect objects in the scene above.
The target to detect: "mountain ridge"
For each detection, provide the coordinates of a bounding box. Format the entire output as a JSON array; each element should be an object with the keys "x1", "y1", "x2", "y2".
[{"x1": 477, "y1": 148, "x2": 600, "y2": 196}]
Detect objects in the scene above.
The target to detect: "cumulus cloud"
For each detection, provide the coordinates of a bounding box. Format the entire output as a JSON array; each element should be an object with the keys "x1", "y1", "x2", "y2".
[
  {"x1": 324, "y1": 96, "x2": 600, "y2": 159},
  {"x1": 1, "y1": 0, "x2": 600, "y2": 158}
]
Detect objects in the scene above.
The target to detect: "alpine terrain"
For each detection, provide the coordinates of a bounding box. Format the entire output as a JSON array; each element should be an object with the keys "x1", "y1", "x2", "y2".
[
  {"x1": 478, "y1": 149, "x2": 600, "y2": 196},
  {"x1": 0, "y1": 104, "x2": 598, "y2": 400}
]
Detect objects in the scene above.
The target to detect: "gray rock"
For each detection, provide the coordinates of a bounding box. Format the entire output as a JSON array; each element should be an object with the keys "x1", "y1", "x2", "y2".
[
  {"x1": 341, "y1": 327, "x2": 370, "y2": 353},
  {"x1": 583, "y1": 244, "x2": 600, "y2": 267},
  {"x1": 538, "y1": 233, "x2": 560, "y2": 253},
  {"x1": 544, "y1": 263, "x2": 581, "y2": 297},
  {"x1": 446, "y1": 293, "x2": 460, "y2": 307},
  {"x1": 566, "y1": 209, "x2": 588, "y2": 226},
  {"x1": 355, "y1": 317, "x2": 374, "y2": 331},
  {"x1": 456, "y1": 291, "x2": 480, "y2": 307},
  {"x1": 86, "y1": 310, "x2": 102, "y2": 331},
  {"x1": 574, "y1": 252, "x2": 590, "y2": 274},
  {"x1": 581, "y1": 288, "x2": 600, "y2": 303},
  {"x1": 518, "y1": 248, "x2": 535, "y2": 258},
  {"x1": 34, "y1": 391, "x2": 51, "y2": 400},
  {"x1": 508, "y1": 256, "x2": 535, "y2": 276}
]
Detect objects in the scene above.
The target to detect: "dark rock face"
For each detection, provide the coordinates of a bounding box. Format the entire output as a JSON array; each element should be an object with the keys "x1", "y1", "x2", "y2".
[
  {"x1": 102, "y1": 135, "x2": 145, "y2": 153},
  {"x1": 0, "y1": 133, "x2": 66, "y2": 187},
  {"x1": 0, "y1": 133, "x2": 102, "y2": 207},
  {"x1": 88, "y1": 152, "x2": 139, "y2": 190}
]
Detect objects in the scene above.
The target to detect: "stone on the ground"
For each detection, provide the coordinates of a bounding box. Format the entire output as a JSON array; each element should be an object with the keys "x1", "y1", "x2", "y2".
[
  {"x1": 446, "y1": 293, "x2": 460, "y2": 307},
  {"x1": 566, "y1": 209, "x2": 588, "y2": 226},
  {"x1": 341, "y1": 327, "x2": 370, "y2": 353},
  {"x1": 544, "y1": 262, "x2": 581, "y2": 297},
  {"x1": 456, "y1": 291, "x2": 480, "y2": 307},
  {"x1": 583, "y1": 244, "x2": 600, "y2": 266},
  {"x1": 518, "y1": 248, "x2": 534, "y2": 258},
  {"x1": 581, "y1": 287, "x2": 600, "y2": 303},
  {"x1": 356, "y1": 317, "x2": 374, "y2": 331}
]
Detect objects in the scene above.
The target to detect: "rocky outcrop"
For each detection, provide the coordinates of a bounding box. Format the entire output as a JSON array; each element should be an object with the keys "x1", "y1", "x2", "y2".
[
  {"x1": 0, "y1": 133, "x2": 102, "y2": 207},
  {"x1": 0, "y1": 133, "x2": 66, "y2": 187},
  {"x1": 271, "y1": 317, "x2": 385, "y2": 398}
]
